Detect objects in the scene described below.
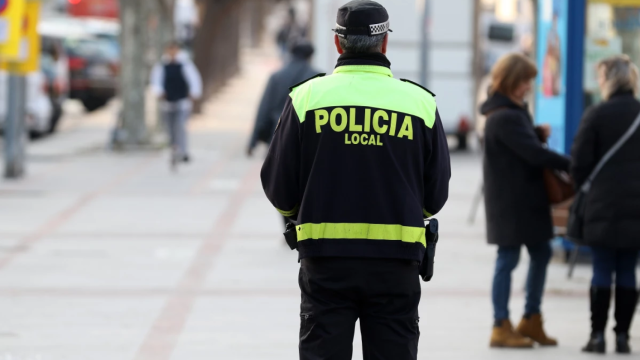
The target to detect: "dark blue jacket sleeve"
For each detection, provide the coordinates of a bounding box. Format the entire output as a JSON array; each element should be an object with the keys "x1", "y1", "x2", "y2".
[
  {"x1": 423, "y1": 109, "x2": 451, "y2": 217},
  {"x1": 249, "y1": 75, "x2": 277, "y2": 150},
  {"x1": 260, "y1": 97, "x2": 301, "y2": 218},
  {"x1": 496, "y1": 110, "x2": 570, "y2": 171}
]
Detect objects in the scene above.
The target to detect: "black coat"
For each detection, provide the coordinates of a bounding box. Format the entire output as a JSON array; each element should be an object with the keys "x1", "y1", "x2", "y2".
[
  {"x1": 249, "y1": 58, "x2": 320, "y2": 149},
  {"x1": 480, "y1": 93, "x2": 571, "y2": 247},
  {"x1": 571, "y1": 91, "x2": 640, "y2": 249}
]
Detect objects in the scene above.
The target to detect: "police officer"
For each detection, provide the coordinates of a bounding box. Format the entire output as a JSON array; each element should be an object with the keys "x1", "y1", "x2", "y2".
[{"x1": 260, "y1": 1, "x2": 451, "y2": 359}]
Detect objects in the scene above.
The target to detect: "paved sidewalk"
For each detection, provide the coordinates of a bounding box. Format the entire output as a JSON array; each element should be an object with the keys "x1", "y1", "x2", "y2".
[{"x1": 0, "y1": 45, "x2": 637, "y2": 360}]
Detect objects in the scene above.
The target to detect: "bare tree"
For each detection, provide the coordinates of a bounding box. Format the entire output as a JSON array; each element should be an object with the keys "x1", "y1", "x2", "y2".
[
  {"x1": 155, "y1": 0, "x2": 176, "y2": 17},
  {"x1": 115, "y1": 0, "x2": 148, "y2": 147},
  {"x1": 192, "y1": 0, "x2": 244, "y2": 111},
  {"x1": 156, "y1": 0, "x2": 177, "y2": 48},
  {"x1": 114, "y1": 0, "x2": 178, "y2": 148}
]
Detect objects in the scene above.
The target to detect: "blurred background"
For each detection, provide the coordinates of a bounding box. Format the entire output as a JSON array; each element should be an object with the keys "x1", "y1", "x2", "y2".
[{"x1": 0, "y1": 0, "x2": 637, "y2": 359}]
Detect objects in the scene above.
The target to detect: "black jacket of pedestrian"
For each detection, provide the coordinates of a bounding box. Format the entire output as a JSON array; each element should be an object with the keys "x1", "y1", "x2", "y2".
[
  {"x1": 571, "y1": 90, "x2": 640, "y2": 249},
  {"x1": 249, "y1": 58, "x2": 320, "y2": 150},
  {"x1": 480, "y1": 92, "x2": 571, "y2": 247}
]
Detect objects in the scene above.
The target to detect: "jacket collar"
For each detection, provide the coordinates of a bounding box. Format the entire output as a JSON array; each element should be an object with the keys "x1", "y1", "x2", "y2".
[
  {"x1": 334, "y1": 52, "x2": 393, "y2": 77},
  {"x1": 609, "y1": 89, "x2": 635, "y2": 99},
  {"x1": 479, "y1": 91, "x2": 528, "y2": 115}
]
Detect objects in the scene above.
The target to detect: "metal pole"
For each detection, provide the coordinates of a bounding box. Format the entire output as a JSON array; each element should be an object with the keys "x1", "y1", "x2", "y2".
[
  {"x1": 472, "y1": 0, "x2": 482, "y2": 119},
  {"x1": 4, "y1": 74, "x2": 26, "y2": 178},
  {"x1": 420, "y1": 0, "x2": 430, "y2": 87}
]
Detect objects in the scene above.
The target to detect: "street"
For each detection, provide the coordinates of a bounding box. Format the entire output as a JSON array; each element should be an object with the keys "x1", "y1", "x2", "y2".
[{"x1": 0, "y1": 46, "x2": 637, "y2": 360}]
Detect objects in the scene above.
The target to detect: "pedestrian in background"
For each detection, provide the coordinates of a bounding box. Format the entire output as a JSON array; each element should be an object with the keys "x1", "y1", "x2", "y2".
[
  {"x1": 248, "y1": 41, "x2": 320, "y2": 157},
  {"x1": 571, "y1": 55, "x2": 640, "y2": 355},
  {"x1": 276, "y1": 7, "x2": 307, "y2": 60},
  {"x1": 249, "y1": 41, "x2": 320, "y2": 231},
  {"x1": 150, "y1": 42, "x2": 203, "y2": 164},
  {"x1": 480, "y1": 53, "x2": 570, "y2": 348}
]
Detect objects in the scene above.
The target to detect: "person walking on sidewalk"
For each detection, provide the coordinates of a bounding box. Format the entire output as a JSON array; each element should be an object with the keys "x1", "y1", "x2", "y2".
[
  {"x1": 150, "y1": 42, "x2": 203, "y2": 163},
  {"x1": 248, "y1": 41, "x2": 320, "y2": 157},
  {"x1": 276, "y1": 7, "x2": 307, "y2": 60},
  {"x1": 480, "y1": 53, "x2": 570, "y2": 349},
  {"x1": 261, "y1": 1, "x2": 451, "y2": 359},
  {"x1": 248, "y1": 41, "x2": 320, "y2": 231},
  {"x1": 571, "y1": 55, "x2": 640, "y2": 355}
]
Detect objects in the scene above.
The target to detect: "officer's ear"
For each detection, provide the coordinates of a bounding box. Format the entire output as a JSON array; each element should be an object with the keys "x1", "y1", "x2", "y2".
[
  {"x1": 334, "y1": 35, "x2": 344, "y2": 55},
  {"x1": 381, "y1": 34, "x2": 389, "y2": 55}
]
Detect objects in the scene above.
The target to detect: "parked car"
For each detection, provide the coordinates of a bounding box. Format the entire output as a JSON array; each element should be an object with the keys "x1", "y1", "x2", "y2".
[
  {"x1": 0, "y1": 31, "x2": 73, "y2": 137},
  {"x1": 39, "y1": 17, "x2": 120, "y2": 112},
  {"x1": 0, "y1": 70, "x2": 54, "y2": 138},
  {"x1": 66, "y1": 17, "x2": 120, "y2": 112},
  {"x1": 64, "y1": 36, "x2": 119, "y2": 111}
]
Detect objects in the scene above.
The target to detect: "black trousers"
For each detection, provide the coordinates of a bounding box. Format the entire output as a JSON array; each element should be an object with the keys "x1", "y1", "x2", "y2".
[{"x1": 299, "y1": 257, "x2": 421, "y2": 360}]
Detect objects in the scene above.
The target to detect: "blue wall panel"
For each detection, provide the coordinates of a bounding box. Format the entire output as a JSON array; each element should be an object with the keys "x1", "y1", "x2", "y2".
[{"x1": 564, "y1": 0, "x2": 586, "y2": 154}]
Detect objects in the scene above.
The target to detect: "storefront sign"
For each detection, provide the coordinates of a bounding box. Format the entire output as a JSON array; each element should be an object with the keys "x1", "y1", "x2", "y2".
[
  {"x1": 589, "y1": 0, "x2": 640, "y2": 5},
  {"x1": 535, "y1": 0, "x2": 569, "y2": 153}
]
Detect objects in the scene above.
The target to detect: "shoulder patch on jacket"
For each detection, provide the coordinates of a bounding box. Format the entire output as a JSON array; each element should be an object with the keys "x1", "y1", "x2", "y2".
[
  {"x1": 289, "y1": 73, "x2": 326, "y2": 92},
  {"x1": 400, "y1": 79, "x2": 436, "y2": 97}
]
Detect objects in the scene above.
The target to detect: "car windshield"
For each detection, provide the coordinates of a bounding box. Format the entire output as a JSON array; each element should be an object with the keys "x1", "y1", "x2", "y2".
[
  {"x1": 64, "y1": 38, "x2": 119, "y2": 61},
  {"x1": 95, "y1": 34, "x2": 120, "y2": 55}
]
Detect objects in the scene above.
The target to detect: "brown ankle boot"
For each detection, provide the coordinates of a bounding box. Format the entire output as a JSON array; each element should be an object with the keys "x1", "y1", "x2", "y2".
[
  {"x1": 490, "y1": 319, "x2": 535, "y2": 348},
  {"x1": 516, "y1": 314, "x2": 558, "y2": 346}
]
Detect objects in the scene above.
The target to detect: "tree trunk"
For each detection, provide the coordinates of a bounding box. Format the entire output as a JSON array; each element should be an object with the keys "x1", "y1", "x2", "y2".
[
  {"x1": 192, "y1": 0, "x2": 243, "y2": 112},
  {"x1": 245, "y1": 0, "x2": 268, "y2": 47},
  {"x1": 117, "y1": 0, "x2": 148, "y2": 146},
  {"x1": 158, "y1": 0, "x2": 176, "y2": 48}
]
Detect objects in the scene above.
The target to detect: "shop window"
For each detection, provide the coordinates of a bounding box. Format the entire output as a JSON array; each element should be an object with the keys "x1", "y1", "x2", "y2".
[{"x1": 584, "y1": 0, "x2": 640, "y2": 107}]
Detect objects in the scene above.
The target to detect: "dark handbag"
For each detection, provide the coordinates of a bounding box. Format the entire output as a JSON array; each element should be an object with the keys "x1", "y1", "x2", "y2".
[
  {"x1": 567, "y1": 110, "x2": 640, "y2": 243},
  {"x1": 543, "y1": 169, "x2": 574, "y2": 205},
  {"x1": 537, "y1": 123, "x2": 575, "y2": 205}
]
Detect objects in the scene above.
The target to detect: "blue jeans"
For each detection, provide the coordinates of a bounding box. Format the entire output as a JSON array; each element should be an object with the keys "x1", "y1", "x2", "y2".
[
  {"x1": 591, "y1": 247, "x2": 639, "y2": 289},
  {"x1": 163, "y1": 102, "x2": 191, "y2": 156},
  {"x1": 492, "y1": 242, "x2": 553, "y2": 321}
]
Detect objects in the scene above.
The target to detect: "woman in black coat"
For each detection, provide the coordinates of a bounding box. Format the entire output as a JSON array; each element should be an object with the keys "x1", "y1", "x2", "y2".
[
  {"x1": 480, "y1": 53, "x2": 570, "y2": 348},
  {"x1": 571, "y1": 55, "x2": 640, "y2": 354}
]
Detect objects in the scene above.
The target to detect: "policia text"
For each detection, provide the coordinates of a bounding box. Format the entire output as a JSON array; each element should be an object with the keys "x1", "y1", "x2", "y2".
[{"x1": 314, "y1": 107, "x2": 414, "y2": 146}]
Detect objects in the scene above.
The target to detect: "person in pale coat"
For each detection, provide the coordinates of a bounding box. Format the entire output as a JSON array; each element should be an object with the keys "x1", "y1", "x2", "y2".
[{"x1": 150, "y1": 42, "x2": 202, "y2": 162}]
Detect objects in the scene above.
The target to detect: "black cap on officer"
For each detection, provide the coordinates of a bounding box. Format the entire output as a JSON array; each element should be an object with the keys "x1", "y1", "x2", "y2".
[{"x1": 332, "y1": 0, "x2": 393, "y2": 38}]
